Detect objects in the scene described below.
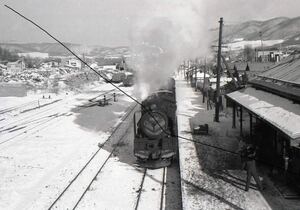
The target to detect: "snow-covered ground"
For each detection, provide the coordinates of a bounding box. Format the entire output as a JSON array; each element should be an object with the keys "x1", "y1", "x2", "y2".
[
  {"x1": 0, "y1": 81, "x2": 133, "y2": 209},
  {"x1": 176, "y1": 75, "x2": 272, "y2": 210},
  {"x1": 76, "y1": 126, "x2": 181, "y2": 210},
  {"x1": 0, "y1": 67, "x2": 101, "y2": 96},
  {"x1": 0, "y1": 79, "x2": 181, "y2": 210}
]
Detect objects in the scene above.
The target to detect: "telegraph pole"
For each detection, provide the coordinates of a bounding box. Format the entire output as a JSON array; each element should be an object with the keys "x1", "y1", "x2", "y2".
[
  {"x1": 183, "y1": 60, "x2": 186, "y2": 79},
  {"x1": 259, "y1": 31, "x2": 264, "y2": 62},
  {"x1": 202, "y1": 57, "x2": 206, "y2": 103},
  {"x1": 215, "y1": 17, "x2": 223, "y2": 122}
]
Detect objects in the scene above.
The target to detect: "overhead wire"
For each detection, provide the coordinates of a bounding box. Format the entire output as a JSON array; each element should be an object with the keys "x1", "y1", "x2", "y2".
[
  {"x1": 5, "y1": 4, "x2": 300, "y2": 178},
  {"x1": 0, "y1": 4, "x2": 270, "y2": 157},
  {"x1": 4, "y1": 4, "x2": 180, "y2": 140}
]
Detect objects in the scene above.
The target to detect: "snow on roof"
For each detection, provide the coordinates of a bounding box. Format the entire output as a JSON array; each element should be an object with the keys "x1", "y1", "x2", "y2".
[
  {"x1": 195, "y1": 72, "x2": 210, "y2": 78},
  {"x1": 260, "y1": 54, "x2": 300, "y2": 84},
  {"x1": 227, "y1": 87, "x2": 300, "y2": 141},
  {"x1": 210, "y1": 77, "x2": 232, "y2": 83},
  {"x1": 124, "y1": 71, "x2": 133, "y2": 76},
  {"x1": 7, "y1": 60, "x2": 23, "y2": 65},
  {"x1": 227, "y1": 62, "x2": 274, "y2": 72}
]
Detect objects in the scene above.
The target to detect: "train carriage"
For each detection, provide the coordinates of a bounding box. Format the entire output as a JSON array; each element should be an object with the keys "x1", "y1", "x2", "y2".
[
  {"x1": 123, "y1": 72, "x2": 134, "y2": 86},
  {"x1": 111, "y1": 71, "x2": 126, "y2": 83}
]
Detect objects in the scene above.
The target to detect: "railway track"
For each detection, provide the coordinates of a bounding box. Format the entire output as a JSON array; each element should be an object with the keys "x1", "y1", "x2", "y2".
[
  {"x1": 0, "y1": 89, "x2": 118, "y2": 146},
  {"x1": 47, "y1": 103, "x2": 138, "y2": 210},
  {"x1": 0, "y1": 88, "x2": 116, "y2": 128},
  {"x1": 0, "y1": 87, "x2": 117, "y2": 117},
  {"x1": 0, "y1": 112, "x2": 71, "y2": 146},
  {"x1": 134, "y1": 167, "x2": 167, "y2": 210},
  {"x1": 135, "y1": 169, "x2": 147, "y2": 210},
  {"x1": 0, "y1": 100, "x2": 38, "y2": 115}
]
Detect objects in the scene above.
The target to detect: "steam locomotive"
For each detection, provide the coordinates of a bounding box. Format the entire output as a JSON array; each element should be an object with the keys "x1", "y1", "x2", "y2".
[{"x1": 133, "y1": 78, "x2": 177, "y2": 168}]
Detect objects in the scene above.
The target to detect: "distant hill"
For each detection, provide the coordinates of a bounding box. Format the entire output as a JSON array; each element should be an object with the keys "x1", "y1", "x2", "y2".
[
  {"x1": 281, "y1": 34, "x2": 300, "y2": 47},
  {"x1": 211, "y1": 16, "x2": 300, "y2": 46},
  {"x1": 0, "y1": 42, "x2": 130, "y2": 57},
  {"x1": 0, "y1": 43, "x2": 79, "y2": 56}
]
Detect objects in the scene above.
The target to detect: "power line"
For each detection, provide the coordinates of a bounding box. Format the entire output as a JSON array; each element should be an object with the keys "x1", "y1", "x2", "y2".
[
  {"x1": 1, "y1": 4, "x2": 251, "y2": 156},
  {"x1": 5, "y1": 5, "x2": 300, "y2": 179},
  {"x1": 3, "y1": 4, "x2": 176, "y2": 142}
]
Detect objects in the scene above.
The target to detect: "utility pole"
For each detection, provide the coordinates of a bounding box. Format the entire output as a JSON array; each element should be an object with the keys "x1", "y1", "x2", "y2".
[
  {"x1": 202, "y1": 57, "x2": 206, "y2": 103},
  {"x1": 215, "y1": 17, "x2": 223, "y2": 122},
  {"x1": 259, "y1": 31, "x2": 264, "y2": 62},
  {"x1": 81, "y1": 53, "x2": 85, "y2": 70},
  {"x1": 183, "y1": 60, "x2": 186, "y2": 79}
]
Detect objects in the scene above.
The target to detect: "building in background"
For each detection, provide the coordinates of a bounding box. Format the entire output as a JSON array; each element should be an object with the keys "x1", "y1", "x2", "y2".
[
  {"x1": 6, "y1": 59, "x2": 25, "y2": 73},
  {"x1": 41, "y1": 60, "x2": 60, "y2": 69},
  {"x1": 99, "y1": 64, "x2": 118, "y2": 71},
  {"x1": 64, "y1": 58, "x2": 82, "y2": 69},
  {"x1": 228, "y1": 62, "x2": 275, "y2": 79},
  {"x1": 255, "y1": 48, "x2": 289, "y2": 62}
]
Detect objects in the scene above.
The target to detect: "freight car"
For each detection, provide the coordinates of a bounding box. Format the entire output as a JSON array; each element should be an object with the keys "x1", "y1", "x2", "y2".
[
  {"x1": 123, "y1": 72, "x2": 134, "y2": 87},
  {"x1": 133, "y1": 78, "x2": 177, "y2": 168},
  {"x1": 111, "y1": 71, "x2": 126, "y2": 83}
]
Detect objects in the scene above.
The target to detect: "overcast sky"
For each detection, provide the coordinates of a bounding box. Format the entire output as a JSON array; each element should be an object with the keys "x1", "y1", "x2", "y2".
[{"x1": 0, "y1": 0, "x2": 300, "y2": 46}]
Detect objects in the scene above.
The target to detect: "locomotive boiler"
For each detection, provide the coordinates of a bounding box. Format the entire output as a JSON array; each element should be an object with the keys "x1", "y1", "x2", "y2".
[{"x1": 133, "y1": 78, "x2": 177, "y2": 168}]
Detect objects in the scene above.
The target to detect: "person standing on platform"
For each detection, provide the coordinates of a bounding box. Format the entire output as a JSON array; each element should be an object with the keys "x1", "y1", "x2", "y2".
[{"x1": 241, "y1": 145, "x2": 264, "y2": 191}]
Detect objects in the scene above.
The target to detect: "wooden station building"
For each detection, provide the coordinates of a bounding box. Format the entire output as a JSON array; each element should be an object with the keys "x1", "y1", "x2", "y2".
[{"x1": 226, "y1": 54, "x2": 300, "y2": 184}]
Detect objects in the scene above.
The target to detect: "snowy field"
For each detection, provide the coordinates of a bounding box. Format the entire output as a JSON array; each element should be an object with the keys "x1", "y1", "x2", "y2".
[
  {"x1": 0, "y1": 80, "x2": 181, "y2": 210},
  {"x1": 0, "y1": 81, "x2": 130, "y2": 209}
]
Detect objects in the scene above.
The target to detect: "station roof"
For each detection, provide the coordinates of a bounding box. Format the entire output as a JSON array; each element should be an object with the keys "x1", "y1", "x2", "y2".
[
  {"x1": 227, "y1": 62, "x2": 274, "y2": 72},
  {"x1": 259, "y1": 54, "x2": 300, "y2": 84},
  {"x1": 227, "y1": 87, "x2": 300, "y2": 142}
]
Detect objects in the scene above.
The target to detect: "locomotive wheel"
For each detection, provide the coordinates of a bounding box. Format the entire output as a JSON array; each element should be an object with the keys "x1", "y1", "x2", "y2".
[{"x1": 139, "y1": 111, "x2": 168, "y2": 139}]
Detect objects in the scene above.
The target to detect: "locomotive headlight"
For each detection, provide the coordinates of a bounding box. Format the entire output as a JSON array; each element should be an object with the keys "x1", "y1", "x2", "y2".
[{"x1": 139, "y1": 111, "x2": 168, "y2": 139}]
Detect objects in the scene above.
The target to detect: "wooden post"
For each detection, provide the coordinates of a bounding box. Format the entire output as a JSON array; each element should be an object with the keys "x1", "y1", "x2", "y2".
[
  {"x1": 133, "y1": 113, "x2": 136, "y2": 137},
  {"x1": 232, "y1": 102, "x2": 236, "y2": 128},
  {"x1": 194, "y1": 66, "x2": 197, "y2": 90},
  {"x1": 274, "y1": 130, "x2": 278, "y2": 153},
  {"x1": 215, "y1": 17, "x2": 223, "y2": 122},
  {"x1": 249, "y1": 113, "x2": 253, "y2": 141},
  {"x1": 240, "y1": 106, "x2": 243, "y2": 137},
  {"x1": 202, "y1": 58, "x2": 207, "y2": 103},
  {"x1": 183, "y1": 60, "x2": 186, "y2": 79}
]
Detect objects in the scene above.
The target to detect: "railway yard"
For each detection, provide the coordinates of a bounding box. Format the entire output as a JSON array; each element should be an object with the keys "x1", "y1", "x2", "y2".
[
  {"x1": 1, "y1": 2, "x2": 300, "y2": 209},
  {"x1": 1, "y1": 67, "x2": 300, "y2": 210},
  {"x1": 0, "y1": 81, "x2": 182, "y2": 210}
]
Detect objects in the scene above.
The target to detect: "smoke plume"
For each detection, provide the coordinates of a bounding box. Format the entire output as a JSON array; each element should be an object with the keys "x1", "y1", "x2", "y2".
[{"x1": 128, "y1": 0, "x2": 211, "y2": 99}]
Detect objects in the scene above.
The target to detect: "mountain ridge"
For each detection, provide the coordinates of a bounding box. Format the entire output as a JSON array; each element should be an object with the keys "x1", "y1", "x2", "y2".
[
  {"x1": 212, "y1": 16, "x2": 300, "y2": 46},
  {"x1": 0, "y1": 42, "x2": 130, "y2": 57}
]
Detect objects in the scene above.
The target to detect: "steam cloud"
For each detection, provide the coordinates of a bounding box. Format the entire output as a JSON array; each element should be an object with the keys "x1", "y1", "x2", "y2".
[{"x1": 128, "y1": 0, "x2": 211, "y2": 99}]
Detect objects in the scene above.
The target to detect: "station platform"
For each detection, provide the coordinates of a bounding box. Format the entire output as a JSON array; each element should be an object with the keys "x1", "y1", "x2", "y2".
[{"x1": 175, "y1": 75, "x2": 273, "y2": 210}]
